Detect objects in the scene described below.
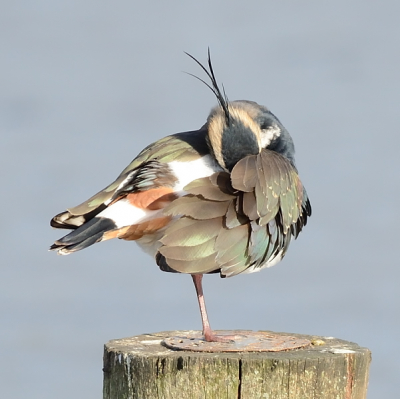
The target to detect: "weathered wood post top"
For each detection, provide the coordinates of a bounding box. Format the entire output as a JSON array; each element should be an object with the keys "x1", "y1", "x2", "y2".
[{"x1": 103, "y1": 330, "x2": 371, "y2": 399}]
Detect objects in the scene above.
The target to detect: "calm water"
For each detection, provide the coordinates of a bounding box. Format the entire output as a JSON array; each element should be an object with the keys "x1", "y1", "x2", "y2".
[{"x1": 1, "y1": 2, "x2": 399, "y2": 397}]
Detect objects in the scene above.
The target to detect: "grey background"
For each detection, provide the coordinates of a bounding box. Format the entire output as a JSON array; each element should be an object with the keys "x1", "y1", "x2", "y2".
[{"x1": 1, "y1": 1, "x2": 398, "y2": 398}]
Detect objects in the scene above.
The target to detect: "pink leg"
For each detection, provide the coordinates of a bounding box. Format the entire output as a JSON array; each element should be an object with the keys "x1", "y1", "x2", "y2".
[{"x1": 191, "y1": 274, "x2": 234, "y2": 342}]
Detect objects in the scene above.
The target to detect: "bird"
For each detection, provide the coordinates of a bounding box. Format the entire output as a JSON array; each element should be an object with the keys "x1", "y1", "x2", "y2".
[{"x1": 50, "y1": 51, "x2": 311, "y2": 343}]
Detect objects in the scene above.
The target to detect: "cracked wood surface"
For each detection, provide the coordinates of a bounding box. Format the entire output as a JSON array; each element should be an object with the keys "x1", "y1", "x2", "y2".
[{"x1": 103, "y1": 330, "x2": 371, "y2": 399}]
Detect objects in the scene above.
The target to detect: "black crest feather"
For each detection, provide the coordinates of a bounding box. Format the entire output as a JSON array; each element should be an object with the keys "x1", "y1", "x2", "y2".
[{"x1": 184, "y1": 48, "x2": 230, "y2": 124}]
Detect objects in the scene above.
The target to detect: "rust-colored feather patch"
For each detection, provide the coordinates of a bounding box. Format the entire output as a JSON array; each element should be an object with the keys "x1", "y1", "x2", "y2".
[
  {"x1": 119, "y1": 217, "x2": 172, "y2": 240},
  {"x1": 102, "y1": 217, "x2": 172, "y2": 241},
  {"x1": 122, "y1": 187, "x2": 178, "y2": 210},
  {"x1": 102, "y1": 187, "x2": 178, "y2": 242}
]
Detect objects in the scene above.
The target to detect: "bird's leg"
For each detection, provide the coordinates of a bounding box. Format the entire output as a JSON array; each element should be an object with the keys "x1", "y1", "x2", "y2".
[{"x1": 191, "y1": 274, "x2": 234, "y2": 343}]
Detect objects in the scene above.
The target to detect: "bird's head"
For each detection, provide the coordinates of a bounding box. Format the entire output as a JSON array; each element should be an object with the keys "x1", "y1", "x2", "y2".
[{"x1": 186, "y1": 50, "x2": 296, "y2": 171}]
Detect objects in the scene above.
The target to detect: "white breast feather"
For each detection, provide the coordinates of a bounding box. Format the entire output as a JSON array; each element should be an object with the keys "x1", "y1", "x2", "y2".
[
  {"x1": 169, "y1": 155, "x2": 222, "y2": 193},
  {"x1": 98, "y1": 200, "x2": 162, "y2": 228}
]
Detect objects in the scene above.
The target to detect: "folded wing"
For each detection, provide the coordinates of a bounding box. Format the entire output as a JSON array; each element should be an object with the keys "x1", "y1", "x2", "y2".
[{"x1": 157, "y1": 149, "x2": 311, "y2": 277}]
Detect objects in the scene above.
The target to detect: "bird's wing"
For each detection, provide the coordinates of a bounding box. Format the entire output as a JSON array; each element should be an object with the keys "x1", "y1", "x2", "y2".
[
  {"x1": 157, "y1": 149, "x2": 311, "y2": 277},
  {"x1": 50, "y1": 131, "x2": 208, "y2": 230}
]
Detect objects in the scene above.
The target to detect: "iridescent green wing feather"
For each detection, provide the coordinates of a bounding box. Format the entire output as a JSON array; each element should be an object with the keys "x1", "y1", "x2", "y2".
[
  {"x1": 51, "y1": 130, "x2": 207, "y2": 229},
  {"x1": 158, "y1": 149, "x2": 310, "y2": 277}
]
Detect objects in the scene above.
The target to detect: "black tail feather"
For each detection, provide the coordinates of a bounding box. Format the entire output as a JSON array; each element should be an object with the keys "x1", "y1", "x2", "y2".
[{"x1": 50, "y1": 217, "x2": 117, "y2": 254}]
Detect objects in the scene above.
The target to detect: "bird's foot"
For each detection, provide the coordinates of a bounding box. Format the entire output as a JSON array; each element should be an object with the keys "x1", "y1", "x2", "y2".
[{"x1": 203, "y1": 330, "x2": 239, "y2": 343}]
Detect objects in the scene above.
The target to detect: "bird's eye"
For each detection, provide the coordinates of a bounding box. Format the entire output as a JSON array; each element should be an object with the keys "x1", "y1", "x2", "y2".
[{"x1": 260, "y1": 121, "x2": 271, "y2": 130}]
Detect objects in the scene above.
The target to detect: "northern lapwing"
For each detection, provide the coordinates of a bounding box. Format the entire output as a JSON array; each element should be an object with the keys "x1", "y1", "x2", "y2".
[{"x1": 50, "y1": 51, "x2": 311, "y2": 342}]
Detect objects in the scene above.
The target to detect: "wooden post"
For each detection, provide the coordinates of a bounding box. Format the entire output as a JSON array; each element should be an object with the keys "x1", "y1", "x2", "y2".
[{"x1": 103, "y1": 330, "x2": 371, "y2": 399}]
